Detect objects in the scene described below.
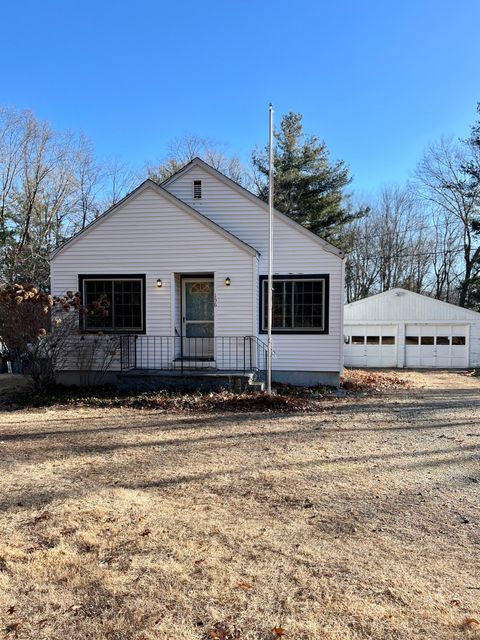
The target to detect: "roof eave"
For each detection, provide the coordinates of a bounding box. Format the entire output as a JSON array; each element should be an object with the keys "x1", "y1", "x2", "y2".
[{"x1": 51, "y1": 179, "x2": 259, "y2": 261}]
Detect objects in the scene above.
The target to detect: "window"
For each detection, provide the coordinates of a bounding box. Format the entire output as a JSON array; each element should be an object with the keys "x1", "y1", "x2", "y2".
[
  {"x1": 421, "y1": 336, "x2": 434, "y2": 345},
  {"x1": 344, "y1": 335, "x2": 351, "y2": 344},
  {"x1": 452, "y1": 336, "x2": 466, "y2": 346},
  {"x1": 382, "y1": 336, "x2": 395, "y2": 345},
  {"x1": 79, "y1": 275, "x2": 145, "y2": 333},
  {"x1": 351, "y1": 336, "x2": 365, "y2": 344},
  {"x1": 436, "y1": 336, "x2": 450, "y2": 345},
  {"x1": 406, "y1": 336, "x2": 419, "y2": 345},
  {"x1": 259, "y1": 275, "x2": 328, "y2": 334},
  {"x1": 367, "y1": 336, "x2": 380, "y2": 344},
  {"x1": 193, "y1": 180, "x2": 202, "y2": 199}
]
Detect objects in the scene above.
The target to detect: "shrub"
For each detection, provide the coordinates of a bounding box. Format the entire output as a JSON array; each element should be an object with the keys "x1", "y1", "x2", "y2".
[{"x1": 0, "y1": 284, "x2": 117, "y2": 392}]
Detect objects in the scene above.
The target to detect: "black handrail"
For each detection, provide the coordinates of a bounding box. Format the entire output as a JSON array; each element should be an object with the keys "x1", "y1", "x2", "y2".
[{"x1": 120, "y1": 335, "x2": 268, "y2": 377}]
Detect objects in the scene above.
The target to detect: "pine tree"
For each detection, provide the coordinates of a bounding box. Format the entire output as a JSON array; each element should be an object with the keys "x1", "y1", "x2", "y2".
[
  {"x1": 252, "y1": 112, "x2": 365, "y2": 241},
  {"x1": 461, "y1": 102, "x2": 480, "y2": 309}
]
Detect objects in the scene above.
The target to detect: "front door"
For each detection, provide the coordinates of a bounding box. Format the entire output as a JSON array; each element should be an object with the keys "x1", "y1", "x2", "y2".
[{"x1": 182, "y1": 278, "x2": 214, "y2": 359}]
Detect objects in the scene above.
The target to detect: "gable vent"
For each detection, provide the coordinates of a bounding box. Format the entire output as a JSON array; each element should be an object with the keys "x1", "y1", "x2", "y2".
[{"x1": 193, "y1": 180, "x2": 202, "y2": 199}]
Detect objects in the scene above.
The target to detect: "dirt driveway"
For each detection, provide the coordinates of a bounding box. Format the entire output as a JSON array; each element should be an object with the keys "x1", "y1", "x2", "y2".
[{"x1": 0, "y1": 370, "x2": 479, "y2": 639}]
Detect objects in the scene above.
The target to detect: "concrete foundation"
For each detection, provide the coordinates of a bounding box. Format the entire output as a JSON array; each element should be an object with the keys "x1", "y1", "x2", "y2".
[
  {"x1": 56, "y1": 368, "x2": 339, "y2": 390},
  {"x1": 272, "y1": 370, "x2": 340, "y2": 387},
  {"x1": 56, "y1": 369, "x2": 260, "y2": 393}
]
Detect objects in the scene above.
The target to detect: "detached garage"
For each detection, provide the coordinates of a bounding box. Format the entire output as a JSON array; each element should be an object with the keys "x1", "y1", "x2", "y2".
[{"x1": 344, "y1": 288, "x2": 480, "y2": 369}]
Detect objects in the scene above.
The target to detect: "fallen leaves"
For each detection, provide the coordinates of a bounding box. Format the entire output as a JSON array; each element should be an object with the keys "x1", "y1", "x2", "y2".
[
  {"x1": 32, "y1": 511, "x2": 51, "y2": 525},
  {"x1": 341, "y1": 369, "x2": 411, "y2": 392},
  {"x1": 237, "y1": 581, "x2": 252, "y2": 590},
  {"x1": 4, "y1": 621, "x2": 22, "y2": 634},
  {"x1": 207, "y1": 619, "x2": 243, "y2": 639},
  {"x1": 0, "y1": 556, "x2": 8, "y2": 572},
  {"x1": 204, "y1": 621, "x2": 287, "y2": 639}
]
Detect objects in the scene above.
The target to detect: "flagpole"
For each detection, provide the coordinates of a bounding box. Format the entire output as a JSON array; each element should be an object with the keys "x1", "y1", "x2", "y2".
[{"x1": 267, "y1": 103, "x2": 274, "y2": 393}]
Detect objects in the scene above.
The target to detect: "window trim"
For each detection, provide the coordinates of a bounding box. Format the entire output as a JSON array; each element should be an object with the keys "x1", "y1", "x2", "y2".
[
  {"x1": 78, "y1": 274, "x2": 146, "y2": 334},
  {"x1": 258, "y1": 274, "x2": 329, "y2": 335}
]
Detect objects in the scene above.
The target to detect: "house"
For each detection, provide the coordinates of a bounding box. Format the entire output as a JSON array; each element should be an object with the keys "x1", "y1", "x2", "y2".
[
  {"x1": 50, "y1": 158, "x2": 345, "y2": 388},
  {"x1": 344, "y1": 288, "x2": 480, "y2": 369}
]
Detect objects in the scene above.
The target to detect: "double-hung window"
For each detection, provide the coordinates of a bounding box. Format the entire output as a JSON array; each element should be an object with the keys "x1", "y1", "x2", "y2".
[
  {"x1": 79, "y1": 275, "x2": 145, "y2": 333},
  {"x1": 260, "y1": 275, "x2": 329, "y2": 334}
]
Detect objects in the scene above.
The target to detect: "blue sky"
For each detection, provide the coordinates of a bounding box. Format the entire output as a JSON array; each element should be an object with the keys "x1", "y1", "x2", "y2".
[{"x1": 1, "y1": 0, "x2": 479, "y2": 193}]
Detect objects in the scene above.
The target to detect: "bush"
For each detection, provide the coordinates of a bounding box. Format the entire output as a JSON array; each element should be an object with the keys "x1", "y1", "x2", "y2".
[{"x1": 0, "y1": 284, "x2": 117, "y2": 392}]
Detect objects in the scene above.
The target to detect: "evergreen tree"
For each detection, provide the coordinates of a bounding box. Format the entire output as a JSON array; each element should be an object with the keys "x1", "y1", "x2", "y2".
[
  {"x1": 252, "y1": 112, "x2": 366, "y2": 241},
  {"x1": 462, "y1": 102, "x2": 480, "y2": 309}
]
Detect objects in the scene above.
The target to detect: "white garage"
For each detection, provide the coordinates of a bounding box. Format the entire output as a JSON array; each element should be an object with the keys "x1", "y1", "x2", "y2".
[{"x1": 344, "y1": 288, "x2": 480, "y2": 369}]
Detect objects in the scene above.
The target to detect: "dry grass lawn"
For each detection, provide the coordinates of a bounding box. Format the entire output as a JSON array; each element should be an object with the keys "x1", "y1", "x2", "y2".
[{"x1": 0, "y1": 370, "x2": 479, "y2": 639}]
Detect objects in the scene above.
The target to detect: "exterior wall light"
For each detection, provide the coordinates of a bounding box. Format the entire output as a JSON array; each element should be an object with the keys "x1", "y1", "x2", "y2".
[
  {"x1": 225, "y1": 277, "x2": 231, "y2": 286},
  {"x1": 156, "y1": 278, "x2": 163, "y2": 288}
]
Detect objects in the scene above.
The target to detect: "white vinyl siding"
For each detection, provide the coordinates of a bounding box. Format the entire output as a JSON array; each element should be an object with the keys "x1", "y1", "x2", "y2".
[
  {"x1": 52, "y1": 163, "x2": 345, "y2": 378},
  {"x1": 165, "y1": 166, "x2": 344, "y2": 373},
  {"x1": 51, "y1": 187, "x2": 255, "y2": 370}
]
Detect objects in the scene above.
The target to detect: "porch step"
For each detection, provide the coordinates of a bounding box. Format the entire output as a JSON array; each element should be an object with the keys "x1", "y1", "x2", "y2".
[
  {"x1": 248, "y1": 380, "x2": 265, "y2": 392},
  {"x1": 172, "y1": 359, "x2": 216, "y2": 369},
  {"x1": 116, "y1": 369, "x2": 259, "y2": 393}
]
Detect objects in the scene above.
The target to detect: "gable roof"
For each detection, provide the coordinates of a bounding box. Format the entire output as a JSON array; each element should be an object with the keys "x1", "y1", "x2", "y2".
[
  {"x1": 51, "y1": 179, "x2": 259, "y2": 260},
  {"x1": 345, "y1": 287, "x2": 480, "y2": 319},
  {"x1": 162, "y1": 157, "x2": 344, "y2": 259}
]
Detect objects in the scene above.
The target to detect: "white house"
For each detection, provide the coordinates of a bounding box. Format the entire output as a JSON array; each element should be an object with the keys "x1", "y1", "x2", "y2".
[
  {"x1": 50, "y1": 158, "x2": 345, "y2": 387},
  {"x1": 344, "y1": 288, "x2": 480, "y2": 369}
]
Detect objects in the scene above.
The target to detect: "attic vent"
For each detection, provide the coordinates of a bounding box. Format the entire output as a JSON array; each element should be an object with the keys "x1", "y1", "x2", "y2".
[{"x1": 193, "y1": 180, "x2": 202, "y2": 199}]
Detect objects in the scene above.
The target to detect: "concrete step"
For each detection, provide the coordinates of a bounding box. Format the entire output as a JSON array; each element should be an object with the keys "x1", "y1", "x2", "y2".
[{"x1": 116, "y1": 369, "x2": 257, "y2": 393}]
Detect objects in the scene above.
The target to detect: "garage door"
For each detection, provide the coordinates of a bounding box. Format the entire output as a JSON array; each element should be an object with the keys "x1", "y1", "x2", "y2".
[
  {"x1": 344, "y1": 325, "x2": 398, "y2": 367},
  {"x1": 405, "y1": 324, "x2": 468, "y2": 368}
]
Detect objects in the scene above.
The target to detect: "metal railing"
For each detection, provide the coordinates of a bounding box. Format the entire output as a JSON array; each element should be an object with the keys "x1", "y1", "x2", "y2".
[{"x1": 120, "y1": 335, "x2": 268, "y2": 376}]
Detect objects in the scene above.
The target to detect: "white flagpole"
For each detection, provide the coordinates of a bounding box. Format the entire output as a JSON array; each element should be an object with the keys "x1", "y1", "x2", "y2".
[{"x1": 267, "y1": 103, "x2": 274, "y2": 393}]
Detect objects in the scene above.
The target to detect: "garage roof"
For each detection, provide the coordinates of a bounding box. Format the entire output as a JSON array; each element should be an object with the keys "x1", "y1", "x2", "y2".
[{"x1": 345, "y1": 288, "x2": 480, "y2": 323}]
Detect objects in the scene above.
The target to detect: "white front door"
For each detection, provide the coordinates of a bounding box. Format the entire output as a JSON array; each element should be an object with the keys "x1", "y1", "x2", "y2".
[{"x1": 182, "y1": 278, "x2": 214, "y2": 359}]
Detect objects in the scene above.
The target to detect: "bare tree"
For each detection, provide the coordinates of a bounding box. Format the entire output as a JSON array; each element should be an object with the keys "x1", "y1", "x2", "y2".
[
  {"x1": 0, "y1": 107, "x2": 138, "y2": 288},
  {"x1": 345, "y1": 186, "x2": 430, "y2": 302},
  {"x1": 428, "y1": 208, "x2": 463, "y2": 302},
  {"x1": 146, "y1": 133, "x2": 252, "y2": 188},
  {"x1": 100, "y1": 157, "x2": 140, "y2": 211},
  {"x1": 71, "y1": 133, "x2": 102, "y2": 231},
  {"x1": 414, "y1": 136, "x2": 480, "y2": 307},
  {"x1": 0, "y1": 108, "x2": 25, "y2": 242}
]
